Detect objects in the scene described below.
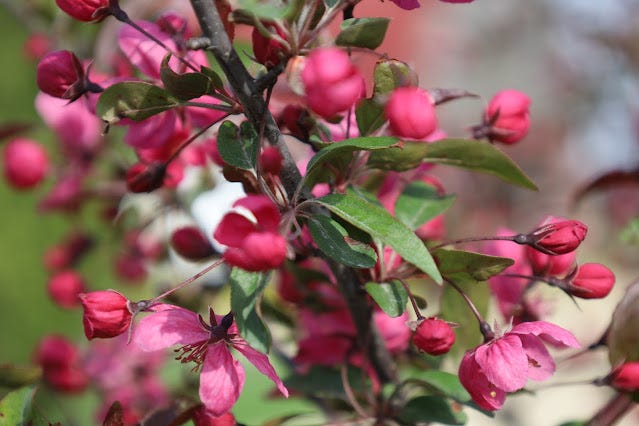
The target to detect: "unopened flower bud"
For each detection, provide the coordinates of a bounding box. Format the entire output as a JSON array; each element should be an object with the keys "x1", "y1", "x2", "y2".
[
  {"x1": 192, "y1": 406, "x2": 236, "y2": 426},
  {"x1": 252, "y1": 23, "x2": 287, "y2": 68},
  {"x1": 126, "y1": 162, "x2": 166, "y2": 193},
  {"x1": 2, "y1": 138, "x2": 49, "y2": 190},
  {"x1": 482, "y1": 89, "x2": 531, "y2": 144},
  {"x1": 36, "y1": 50, "x2": 84, "y2": 99},
  {"x1": 385, "y1": 87, "x2": 438, "y2": 140},
  {"x1": 611, "y1": 362, "x2": 639, "y2": 392},
  {"x1": 521, "y1": 219, "x2": 588, "y2": 255},
  {"x1": 47, "y1": 270, "x2": 87, "y2": 308},
  {"x1": 79, "y1": 290, "x2": 133, "y2": 339},
  {"x1": 55, "y1": 0, "x2": 111, "y2": 22},
  {"x1": 34, "y1": 335, "x2": 88, "y2": 393},
  {"x1": 278, "y1": 105, "x2": 312, "y2": 141},
  {"x1": 412, "y1": 317, "x2": 455, "y2": 355},
  {"x1": 259, "y1": 146, "x2": 283, "y2": 176},
  {"x1": 569, "y1": 263, "x2": 615, "y2": 299},
  {"x1": 302, "y1": 47, "x2": 365, "y2": 119},
  {"x1": 171, "y1": 226, "x2": 216, "y2": 260}
]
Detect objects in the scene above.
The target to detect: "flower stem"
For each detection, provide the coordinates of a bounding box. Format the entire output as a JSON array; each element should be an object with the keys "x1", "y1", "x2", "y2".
[
  {"x1": 445, "y1": 278, "x2": 493, "y2": 341},
  {"x1": 430, "y1": 235, "x2": 516, "y2": 251},
  {"x1": 397, "y1": 278, "x2": 424, "y2": 320},
  {"x1": 151, "y1": 258, "x2": 224, "y2": 303}
]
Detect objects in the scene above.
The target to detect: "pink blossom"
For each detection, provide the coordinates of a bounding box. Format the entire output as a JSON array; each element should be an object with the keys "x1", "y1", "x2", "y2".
[
  {"x1": 2, "y1": 138, "x2": 49, "y2": 190},
  {"x1": 132, "y1": 304, "x2": 288, "y2": 416},
  {"x1": 484, "y1": 89, "x2": 531, "y2": 144},
  {"x1": 214, "y1": 195, "x2": 287, "y2": 271},
  {"x1": 458, "y1": 321, "x2": 579, "y2": 410},
  {"x1": 55, "y1": 0, "x2": 110, "y2": 22},
  {"x1": 389, "y1": 0, "x2": 421, "y2": 10},
  {"x1": 568, "y1": 263, "x2": 615, "y2": 299},
  {"x1": 385, "y1": 87, "x2": 438, "y2": 140}
]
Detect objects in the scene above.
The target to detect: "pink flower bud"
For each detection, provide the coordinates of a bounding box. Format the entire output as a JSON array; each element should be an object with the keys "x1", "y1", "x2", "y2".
[
  {"x1": 525, "y1": 217, "x2": 579, "y2": 275},
  {"x1": 302, "y1": 48, "x2": 365, "y2": 119},
  {"x1": 278, "y1": 104, "x2": 311, "y2": 141},
  {"x1": 412, "y1": 318, "x2": 455, "y2": 355},
  {"x1": 385, "y1": 87, "x2": 438, "y2": 140},
  {"x1": 611, "y1": 362, "x2": 639, "y2": 391},
  {"x1": 34, "y1": 335, "x2": 88, "y2": 393},
  {"x1": 24, "y1": 33, "x2": 52, "y2": 61},
  {"x1": 524, "y1": 219, "x2": 588, "y2": 255},
  {"x1": 2, "y1": 138, "x2": 49, "y2": 190},
  {"x1": 569, "y1": 263, "x2": 615, "y2": 299},
  {"x1": 192, "y1": 407, "x2": 236, "y2": 426},
  {"x1": 47, "y1": 270, "x2": 87, "y2": 309},
  {"x1": 171, "y1": 226, "x2": 216, "y2": 260},
  {"x1": 55, "y1": 0, "x2": 111, "y2": 22},
  {"x1": 114, "y1": 254, "x2": 147, "y2": 282},
  {"x1": 252, "y1": 23, "x2": 287, "y2": 68},
  {"x1": 79, "y1": 290, "x2": 133, "y2": 339},
  {"x1": 36, "y1": 50, "x2": 84, "y2": 99},
  {"x1": 259, "y1": 146, "x2": 283, "y2": 175},
  {"x1": 484, "y1": 89, "x2": 531, "y2": 144}
]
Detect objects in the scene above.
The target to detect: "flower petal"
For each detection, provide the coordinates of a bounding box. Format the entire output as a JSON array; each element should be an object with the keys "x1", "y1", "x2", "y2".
[
  {"x1": 234, "y1": 195, "x2": 281, "y2": 232},
  {"x1": 214, "y1": 212, "x2": 256, "y2": 247},
  {"x1": 475, "y1": 334, "x2": 528, "y2": 392},
  {"x1": 458, "y1": 350, "x2": 506, "y2": 411},
  {"x1": 132, "y1": 304, "x2": 208, "y2": 352},
  {"x1": 519, "y1": 335, "x2": 555, "y2": 382},
  {"x1": 200, "y1": 344, "x2": 245, "y2": 416},
  {"x1": 232, "y1": 338, "x2": 289, "y2": 398},
  {"x1": 510, "y1": 321, "x2": 580, "y2": 349}
]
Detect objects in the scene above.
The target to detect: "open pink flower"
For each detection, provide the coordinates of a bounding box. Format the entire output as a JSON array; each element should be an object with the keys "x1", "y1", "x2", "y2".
[
  {"x1": 132, "y1": 304, "x2": 288, "y2": 416},
  {"x1": 458, "y1": 321, "x2": 579, "y2": 411}
]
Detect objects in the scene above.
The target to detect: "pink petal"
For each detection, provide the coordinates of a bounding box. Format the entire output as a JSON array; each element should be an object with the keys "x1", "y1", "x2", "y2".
[
  {"x1": 232, "y1": 338, "x2": 289, "y2": 398},
  {"x1": 234, "y1": 195, "x2": 281, "y2": 232},
  {"x1": 519, "y1": 335, "x2": 555, "y2": 382},
  {"x1": 124, "y1": 110, "x2": 177, "y2": 149},
  {"x1": 475, "y1": 335, "x2": 528, "y2": 392},
  {"x1": 214, "y1": 212, "x2": 256, "y2": 247},
  {"x1": 132, "y1": 304, "x2": 209, "y2": 352},
  {"x1": 458, "y1": 351, "x2": 506, "y2": 411},
  {"x1": 119, "y1": 21, "x2": 175, "y2": 80},
  {"x1": 200, "y1": 344, "x2": 245, "y2": 416},
  {"x1": 510, "y1": 321, "x2": 580, "y2": 349}
]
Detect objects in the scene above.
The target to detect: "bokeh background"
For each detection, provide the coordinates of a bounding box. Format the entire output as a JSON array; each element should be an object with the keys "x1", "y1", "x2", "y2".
[{"x1": 1, "y1": 0, "x2": 639, "y2": 425}]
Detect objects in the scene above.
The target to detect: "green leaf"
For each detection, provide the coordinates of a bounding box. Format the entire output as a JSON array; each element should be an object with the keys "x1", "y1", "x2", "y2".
[
  {"x1": 368, "y1": 139, "x2": 538, "y2": 190},
  {"x1": 433, "y1": 249, "x2": 514, "y2": 284},
  {"x1": 313, "y1": 193, "x2": 442, "y2": 284},
  {"x1": 200, "y1": 66, "x2": 226, "y2": 92},
  {"x1": 372, "y1": 58, "x2": 417, "y2": 97},
  {"x1": 398, "y1": 395, "x2": 467, "y2": 425},
  {"x1": 96, "y1": 82, "x2": 179, "y2": 124},
  {"x1": 0, "y1": 385, "x2": 38, "y2": 425},
  {"x1": 395, "y1": 181, "x2": 455, "y2": 231},
  {"x1": 364, "y1": 281, "x2": 408, "y2": 317},
  {"x1": 307, "y1": 215, "x2": 377, "y2": 268},
  {"x1": 355, "y1": 99, "x2": 386, "y2": 136},
  {"x1": 160, "y1": 55, "x2": 214, "y2": 101},
  {"x1": 409, "y1": 370, "x2": 471, "y2": 403},
  {"x1": 0, "y1": 364, "x2": 41, "y2": 389},
  {"x1": 230, "y1": 268, "x2": 271, "y2": 353},
  {"x1": 303, "y1": 136, "x2": 399, "y2": 188},
  {"x1": 217, "y1": 121, "x2": 259, "y2": 170},
  {"x1": 335, "y1": 18, "x2": 390, "y2": 50}
]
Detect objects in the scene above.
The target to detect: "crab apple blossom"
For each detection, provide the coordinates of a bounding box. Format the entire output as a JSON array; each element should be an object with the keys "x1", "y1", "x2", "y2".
[
  {"x1": 526, "y1": 217, "x2": 579, "y2": 276},
  {"x1": 2, "y1": 138, "x2": 49, "y2": 190},
  {"x1": 568, "y1": 263, "x2": 615, "y2": 299},
  {"x1": 385, "y1": 87, "x2": 438, "y2": 140},
  {"x1": 458, "y1": 321, "x2": 580, "y2": 411},
  {"x1": 412, "y1": 318, "x2": 456, "y2": 355},
  {"x1": 55, "y1": 0, "x2": 111, "y2": 22},
  {"x1": 522, "y1": 218, "x2": 588, "y2": 255},
  {"x1": 79, "y1": 290, "x2": 133, "y2": 339},
  {"x1": 214, "y1": 195, "x2": 287, "y2": 271},
  {"x1": 171, "y1": 226, "x2": 217, "y2": 260},
  {"x1": 132, "y1": 305, "x2": 288, "y2": 416},
  {"x1": 302, "y1": 47, "x2": 365, "y2": 119},
  {"x1": 259, "y1": 146, "x2": 283, "y2": 176},
  {"x1": 47, "y1": 270, "x2": 87, "y2": 309},
  {"x1": 36, "y1": 50, "x2": 85, "y2": 100},
  {"x1": 483, "y1": 89, "x2": 531, "y2": 144},
  {"x1": 192, "y1": 408, "x2": 236, "y2": 426},
  {"x1": 252, "y1": 23, "x2": 287, "y2": 68}
]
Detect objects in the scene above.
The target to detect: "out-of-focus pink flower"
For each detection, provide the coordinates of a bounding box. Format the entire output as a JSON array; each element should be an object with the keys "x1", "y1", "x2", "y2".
[
  {"x1": 412, "y1": 318, "x2": 455, "y2": 355},
  {"x1": 259, "y1": 146, "x2": 283, "y2": 176},
  {"x1": 484, "y1": 89, "x2": 531, "y2": 144},
  {"x1": 124, "y1": 110, "x2": 178, "y2": 150},
  {"x1": 24, "y1": 33, "x2": 52, "y2": 61},
  {"x1": 34, "y1": 335, "x2": 88, "y2": 393},
  {"x1": 568, "y1": 263, "x2": 615, "y2": 299},
  {"x1": 132, "y1": 304, "x2": 288, "y2": 416},
  {"x1": 79, "y1": 290, "x2": 133, "y2": 340},
  {"x1": 171, "y1": 226, "x2": 216, "y2": 260},
  {"x1": 302, "y1": 48, "x2": 365, "y2": 119},
  {"x1": 47, "y1": 270, "x2": 87, "y2": 309},
  {"x1": 389, "y1": 0, "x2": 420, "y2": 10},
  {"x1": 458, "y1": 321, "x2": 579, "y2": 410},
  {"x1": 55, "y1": 0, "x2": 110, "y2": 22},
  {"x1": 524, "y1": 218, "x2": 588, "y2": 256},
  {"x1": 119, "y1": 21, "x2": 177, "y2": 80},
  {"x1": 214, "y1": 195, "x2": 287, "y2": 271},
  {"x1": 611, "y1": 362, "x2": 639, "y2": 391},
  {"x1": 2, "y1": 138, "x2": 49, "y2": 190},
  {"x1": 385, "y1": 87, "x2": 438, "y2": 140},
  {"x1": 192, "y1": 407, "x2": 236, "y2": 426}
]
